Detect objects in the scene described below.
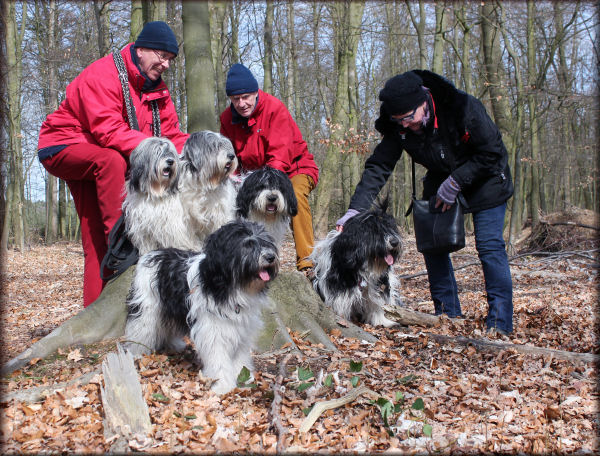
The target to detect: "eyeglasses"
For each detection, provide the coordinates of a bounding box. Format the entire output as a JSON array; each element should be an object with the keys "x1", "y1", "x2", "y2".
[
  {"x1": 152, "y1": 49, "x2": 175, "y2": 65},
  {"x1": 391, "y1": 107, "x2": 418, "y2": 125}
]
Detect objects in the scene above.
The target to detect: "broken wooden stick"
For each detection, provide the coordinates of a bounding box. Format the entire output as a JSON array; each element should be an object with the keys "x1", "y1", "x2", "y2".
[
  {"x1": 269, "y1": 352, "x2": 294, "y2": 452},
  {"x1": 299, "y1": 384, "x2": 377, "y2": 433},
  {"x1": 400, "y1": 331, "x2": 600, "y2": 364},
  {"x1": 100, "y1": 343, "x2": 151, "y2": 449}
]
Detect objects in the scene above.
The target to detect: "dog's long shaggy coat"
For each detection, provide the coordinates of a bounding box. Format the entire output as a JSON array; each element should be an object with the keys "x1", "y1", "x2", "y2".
[
  {"x1": 124, "y1": 220, "x2": 279, "y2": 394},
  {"x1": 236, "y1": 167, "x2": 298, "y2": 246},
  {"x1": 179, "y1": 131, "x2": 238, "y2": 245},
  {"x1": 122, "y1": 137, "x2": 196, "y2": 254},
  {"x1": 310, "y1": 201, "x2": 402, "y2": 327}
]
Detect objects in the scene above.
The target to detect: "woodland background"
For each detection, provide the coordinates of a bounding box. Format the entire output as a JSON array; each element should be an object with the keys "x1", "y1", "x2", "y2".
[
  {"x1": 1, "y1": 1, "x2": 599, "y2": 453},
  {"x1": 1, "y1": 0, "x2": 599, "y2": 252}
]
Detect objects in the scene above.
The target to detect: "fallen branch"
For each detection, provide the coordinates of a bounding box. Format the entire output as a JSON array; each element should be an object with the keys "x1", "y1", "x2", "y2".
[
  {"x1": 299, "y1": 384, "x2": 377, "y2": 433},
  {"x1": 540, "y1": 221, "x2": 599, "y2": 231},
  {"x1": 269, "y1": 353, "x2": 293, "y2": 453},
  {"x1": 1, "y1": 368, "x2": 101, "y2": 404},
  {"x1": 399, "y1": 331, "x2": 600, "y2": 364},
  {"x1": 384, "y1": 307, "x2": 440, "y2": 327}
]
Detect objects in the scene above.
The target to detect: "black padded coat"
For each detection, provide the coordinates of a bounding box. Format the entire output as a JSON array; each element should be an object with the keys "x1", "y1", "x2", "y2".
[{"x1": 349, "y1": 70, "x2": 513, "y2": 214}]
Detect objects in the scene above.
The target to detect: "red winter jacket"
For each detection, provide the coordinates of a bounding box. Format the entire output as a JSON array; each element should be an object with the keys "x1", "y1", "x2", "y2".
[
  {"x1": 38, "y1": 43, "x2": 188, "y2": 155},
  {"x1": 219, "y1": 90, "x2": 319, "y2": 185}
]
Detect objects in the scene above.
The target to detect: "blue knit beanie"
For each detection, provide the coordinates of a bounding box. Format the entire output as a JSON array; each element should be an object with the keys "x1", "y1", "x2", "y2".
[
  {"x1": 226, "y1": 64, "x2": 259, "y2": 96},
  {"x1": 135, "y1": 21, "x2": 179, "y2": 56}
]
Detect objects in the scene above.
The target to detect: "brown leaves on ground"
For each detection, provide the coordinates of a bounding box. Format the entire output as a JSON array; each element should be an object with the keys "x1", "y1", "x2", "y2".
[{"x1": 1, "y1": 234, "x2": 598, "y2": 454}]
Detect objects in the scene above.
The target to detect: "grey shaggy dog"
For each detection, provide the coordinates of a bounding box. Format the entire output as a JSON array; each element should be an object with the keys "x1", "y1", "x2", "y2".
[
  {"x1": 179, "y1": 131, "x2": 238, "y2": 245},
  {"x1": 122, "y1": 137, "x2": 197, "y2": 254}
]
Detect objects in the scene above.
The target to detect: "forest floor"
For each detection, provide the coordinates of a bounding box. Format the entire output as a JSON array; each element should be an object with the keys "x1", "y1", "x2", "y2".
[{"x1": 0, "y1": 223, "x2": 598, "y2": 454}]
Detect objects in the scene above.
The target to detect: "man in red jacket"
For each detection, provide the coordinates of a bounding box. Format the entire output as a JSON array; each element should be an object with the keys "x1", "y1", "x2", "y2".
[
  {"x1": 37, "y1": 21, "x2": 189, "y2": 307},
  {"x1": 220, "y1": 64, "x2": 319, "y2": 275}
]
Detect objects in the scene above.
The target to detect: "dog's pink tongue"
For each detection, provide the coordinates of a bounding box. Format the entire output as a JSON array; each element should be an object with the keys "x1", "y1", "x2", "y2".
[
  {"x1": 259, "y1": 270, "x2": 271, "y2": 281},
  {"x1": 385, "y1": 254, "x2": 394, "y2": 265}
]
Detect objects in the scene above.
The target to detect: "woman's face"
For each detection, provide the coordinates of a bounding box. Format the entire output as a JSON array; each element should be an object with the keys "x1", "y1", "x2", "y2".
[{"x1": 391, "y1": 101, "x2": 428, "y2": 132}]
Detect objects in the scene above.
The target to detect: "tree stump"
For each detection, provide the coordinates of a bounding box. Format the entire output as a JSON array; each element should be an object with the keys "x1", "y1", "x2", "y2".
[{"x1": 1, "y1": 268, "x2": 437, "y2": 375}]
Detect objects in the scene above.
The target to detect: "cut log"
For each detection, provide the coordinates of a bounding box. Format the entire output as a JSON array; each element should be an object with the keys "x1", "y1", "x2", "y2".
[{"x1": 100, "y1": 344, "x2": 151, "y2": 448}]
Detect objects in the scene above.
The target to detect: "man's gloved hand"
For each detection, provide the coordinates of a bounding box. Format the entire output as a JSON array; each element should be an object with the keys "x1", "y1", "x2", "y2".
[
  {"x1": 335, "y1": 209, "x2": 359, "y2": 232},
  {"x1": 435, "y1": 175, "x2": 460, "y2": 212}
]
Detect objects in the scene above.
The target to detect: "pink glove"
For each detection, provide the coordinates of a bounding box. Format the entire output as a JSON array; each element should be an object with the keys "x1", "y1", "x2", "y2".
[
  {"x1": 436, "y1": 175, "x2": 461, "y2": 205},
  {"x1": 336, "y1": 209, "x2": 359, "y2": 229}
]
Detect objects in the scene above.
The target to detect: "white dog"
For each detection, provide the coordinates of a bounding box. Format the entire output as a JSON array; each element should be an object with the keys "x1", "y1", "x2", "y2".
[
  {"x1": 179, "y1": 131, "x2": 238, "y2": 245},
  {"x1": 122, "y1": 137, "x2": 197, "y2": 254},
  {"x1": 124, "y1": 220, "x2": 279, "y2": 394}
]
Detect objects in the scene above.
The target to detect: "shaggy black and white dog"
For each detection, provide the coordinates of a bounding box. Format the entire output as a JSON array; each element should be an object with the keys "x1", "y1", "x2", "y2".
[
  {"x1": 124, "y1": 220, "x2": 279, "y2": 394},
  {"x1": 179, "y1": 131, "x2": 238, "y2": 245},
  {"x1": 122, "y1": 137, "x2": 196, "y2": 254},
  {"x1": 310, "y1": 200, "x2": 402, "y2": 327},
  {"x1": 236, "y1": 167, "x2": 298, "y2": 246}
]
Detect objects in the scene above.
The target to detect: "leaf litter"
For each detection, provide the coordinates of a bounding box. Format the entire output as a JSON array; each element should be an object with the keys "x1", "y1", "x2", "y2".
[{"x1": 1, "y1": 235, "x2": 598, "y2": 453}]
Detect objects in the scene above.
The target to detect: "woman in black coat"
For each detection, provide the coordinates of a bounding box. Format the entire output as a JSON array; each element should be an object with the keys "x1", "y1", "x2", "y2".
[{"x1": 337, "y1": 70, "x2": 514, "y2": 336}]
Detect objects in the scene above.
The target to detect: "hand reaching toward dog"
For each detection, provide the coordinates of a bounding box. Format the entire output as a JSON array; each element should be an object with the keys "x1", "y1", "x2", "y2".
[{"x1": 335, "y1": 208, "x2": 359, "y2": 232}]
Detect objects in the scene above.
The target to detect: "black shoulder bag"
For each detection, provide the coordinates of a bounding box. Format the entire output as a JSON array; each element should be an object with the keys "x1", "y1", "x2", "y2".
[
  {"x1": 405, "y1": 159, "x2": 466, "y2": 255},
  {"x1": 99, "y1": 51, "x2": 162, "y2": 281}
]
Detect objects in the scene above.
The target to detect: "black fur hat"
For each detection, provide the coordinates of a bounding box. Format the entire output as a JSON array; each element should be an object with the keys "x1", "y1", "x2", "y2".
[{"x1": 379, "y1": 71, "x2": 428, "y2": 115}]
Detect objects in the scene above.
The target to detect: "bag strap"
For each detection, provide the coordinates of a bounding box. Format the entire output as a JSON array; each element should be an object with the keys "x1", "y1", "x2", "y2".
[
  {"x1": 113, "y1": 50, "x2": 161, "y2": 136},
  {"x1": 404, "y1": 158, "x2": 417, "y2": 217}
]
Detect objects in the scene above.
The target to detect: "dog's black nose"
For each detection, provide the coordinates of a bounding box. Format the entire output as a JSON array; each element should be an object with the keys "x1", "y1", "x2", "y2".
[
  {"x1": 166, "y1": 158, "x2": 174, "y2": 166},
  {"x1": 390, "y1": 237, "x2": 399, "y2": 247},
  {"x1": 264, "y1": 253, "x2": 276, "y2": 264},
  {"x1": 227, "y1": 153, "x2": 235, "y2": 161},
  {"x1": 267, "y1": 194, "x2": 277, "y2": 202}
]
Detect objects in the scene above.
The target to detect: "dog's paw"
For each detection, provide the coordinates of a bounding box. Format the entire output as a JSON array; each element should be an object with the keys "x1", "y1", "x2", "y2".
[{"x1": 210, "y1": 378, "x2": 235, "y2": 395}]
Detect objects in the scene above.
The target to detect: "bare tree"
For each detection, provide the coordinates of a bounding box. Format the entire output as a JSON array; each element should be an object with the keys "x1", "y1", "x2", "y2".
[
  {"x1": 182, "y1": 0, "x2": 216, "y2": 131},
  {"x1": 3, "y1": 0, "x2": 27, "y2": 251},
  {"x1": 93, "y1": 0, "x2": 111, "y2": 58}
]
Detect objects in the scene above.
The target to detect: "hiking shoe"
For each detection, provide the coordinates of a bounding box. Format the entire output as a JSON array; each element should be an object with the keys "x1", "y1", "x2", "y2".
[
  {"x1": 486, "y1": 327, "x2": 509, "y2": 338},
  {"x1": 300, "y1": 266, "x2": 315, "y2": 283}
]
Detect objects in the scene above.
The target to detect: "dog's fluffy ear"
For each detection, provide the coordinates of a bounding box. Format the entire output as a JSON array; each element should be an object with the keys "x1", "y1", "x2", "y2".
[
  {"x1": 235, "y1": 187, "x2": 253, "y2": 218},
  {"x1": 372, "y1": 194, "x2": 391, "y2": 214},
  {"x1": 330, "y1": 228, "x2": 366, "y2": 277},
  {"x1": 282, "y1": 175, "x2": 298, "y2": 217},
  {"x1": 128, "y1": 158, "x2": 147, "y2": 194}
]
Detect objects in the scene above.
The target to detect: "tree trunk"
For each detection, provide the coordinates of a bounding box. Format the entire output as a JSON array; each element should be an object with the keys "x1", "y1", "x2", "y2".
[
  {"x1": 2, "y1": 269, "x2": 394, "y2": 376},
  {"x1": 182, "y1": 0, "x2": 216, "y2": 131},
  {"x1": 526, "y1": 0, "x2": 541, "y2": 227},
  {"x1": 262, "y1": 0, "x2": 274, "y2": 95},
  {"x1": 431, "y1": 0, "x2": 445, "y2": 74},
  {"x1": 405, "y1": 0, "x2": 427, "y2": 69},
  {"x1": 209, "y1": 0, "x2": 229, "y2": 115},
  {"x1": 228, "y1": 1, "x2": 240, "y2": 64},
  {"x1": 93, "y1": 0, "x2": 110, "y2": 58},
  {"x1": 314, "y1": 1, "x2": 364, "y2": 236},
  {"x1": 311, "y1": 2, "x2": 330, "y2": 121},
  {"x1": 4, "y1": 0, "x2": 26, "y2": 251},
  {"x1": 497, "y1": 2, "x2": 526, "y2": 251},
  {"x1": 129, "y1": 0, "x2": 143, "y2": 42}
]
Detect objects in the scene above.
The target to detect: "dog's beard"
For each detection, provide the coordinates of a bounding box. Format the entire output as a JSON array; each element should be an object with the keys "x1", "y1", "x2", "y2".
[{"x1": 148, "y1": 157, "x2": 177, "y2": 198}]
